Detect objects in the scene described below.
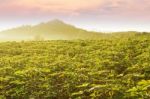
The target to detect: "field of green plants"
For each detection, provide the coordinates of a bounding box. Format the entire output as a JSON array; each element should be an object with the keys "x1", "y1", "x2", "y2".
[{"x1": 0, "y1": 33, "x2": 150, "y2": 99}]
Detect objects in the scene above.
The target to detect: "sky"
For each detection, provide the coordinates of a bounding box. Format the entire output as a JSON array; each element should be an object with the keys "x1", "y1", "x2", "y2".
[{"x1": 0, "y1": 0, "x2": 150, "y2": 32}]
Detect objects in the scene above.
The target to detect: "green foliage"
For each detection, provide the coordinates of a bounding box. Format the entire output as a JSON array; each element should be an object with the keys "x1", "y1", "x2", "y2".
[{"x1": 0, "y1": 33, "x2": 150, "y2": 98}]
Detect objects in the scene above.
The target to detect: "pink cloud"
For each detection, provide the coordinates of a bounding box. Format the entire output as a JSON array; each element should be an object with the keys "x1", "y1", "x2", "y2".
[
  {"x1": 0, "y1": 0, "x2": 103, "y2": 14},
  {"x1": 0, "y1": 0, "x2": 150, "y2": 23}
]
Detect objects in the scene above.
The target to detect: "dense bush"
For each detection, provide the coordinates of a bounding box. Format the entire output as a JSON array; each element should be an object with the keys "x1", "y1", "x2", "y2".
[{"x1": 0, "y1": 34, "x2": 150, "y2": 99}]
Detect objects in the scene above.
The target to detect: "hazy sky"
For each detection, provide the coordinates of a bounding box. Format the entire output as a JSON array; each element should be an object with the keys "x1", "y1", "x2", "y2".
[{"x1": 0, "y1": 0, "x2": 150, "y2": 32}]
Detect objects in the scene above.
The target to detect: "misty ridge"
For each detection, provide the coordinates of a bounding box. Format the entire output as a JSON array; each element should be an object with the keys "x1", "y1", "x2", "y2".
[
  {"x1": 0, "y1": 19, "x2": 100, "y2": 41},
  {"x1": 0, "y1": 19, "x2": 148, "y2": 41}
]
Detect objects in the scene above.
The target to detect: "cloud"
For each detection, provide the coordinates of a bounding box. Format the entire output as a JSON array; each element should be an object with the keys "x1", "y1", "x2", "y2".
[
  {"x1": 0, "y1": 0, "x2": 150, "y2": 21},
  {"x1": 0, "y1": 0, "x2": 104, "y2": 15}
]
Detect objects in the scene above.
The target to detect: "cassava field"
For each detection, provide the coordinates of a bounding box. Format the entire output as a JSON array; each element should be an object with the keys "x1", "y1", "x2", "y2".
[{"x1": 0, "y1": 33, "x2": 150, "y2": 99}]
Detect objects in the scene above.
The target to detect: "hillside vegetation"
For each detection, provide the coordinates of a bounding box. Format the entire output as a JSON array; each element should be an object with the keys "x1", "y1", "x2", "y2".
[{"x1": 0, "y1": 33, "x2": 150, "y2": 99}]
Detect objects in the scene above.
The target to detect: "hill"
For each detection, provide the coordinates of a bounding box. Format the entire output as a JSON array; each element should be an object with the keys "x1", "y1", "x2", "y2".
[{"x1": 0, "y1": 19, "x2": 106, "y2": 41}]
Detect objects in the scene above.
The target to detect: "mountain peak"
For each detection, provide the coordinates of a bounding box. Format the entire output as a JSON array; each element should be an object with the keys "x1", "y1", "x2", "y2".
[{"x1": 48, "y1": 19, "x2": 64, "y2": 24}]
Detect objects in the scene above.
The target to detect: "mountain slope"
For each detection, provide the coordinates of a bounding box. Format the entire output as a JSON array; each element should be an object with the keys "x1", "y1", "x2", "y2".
[{"x1": 0, "y1": 19, "x2": 104, "y2": 41}]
